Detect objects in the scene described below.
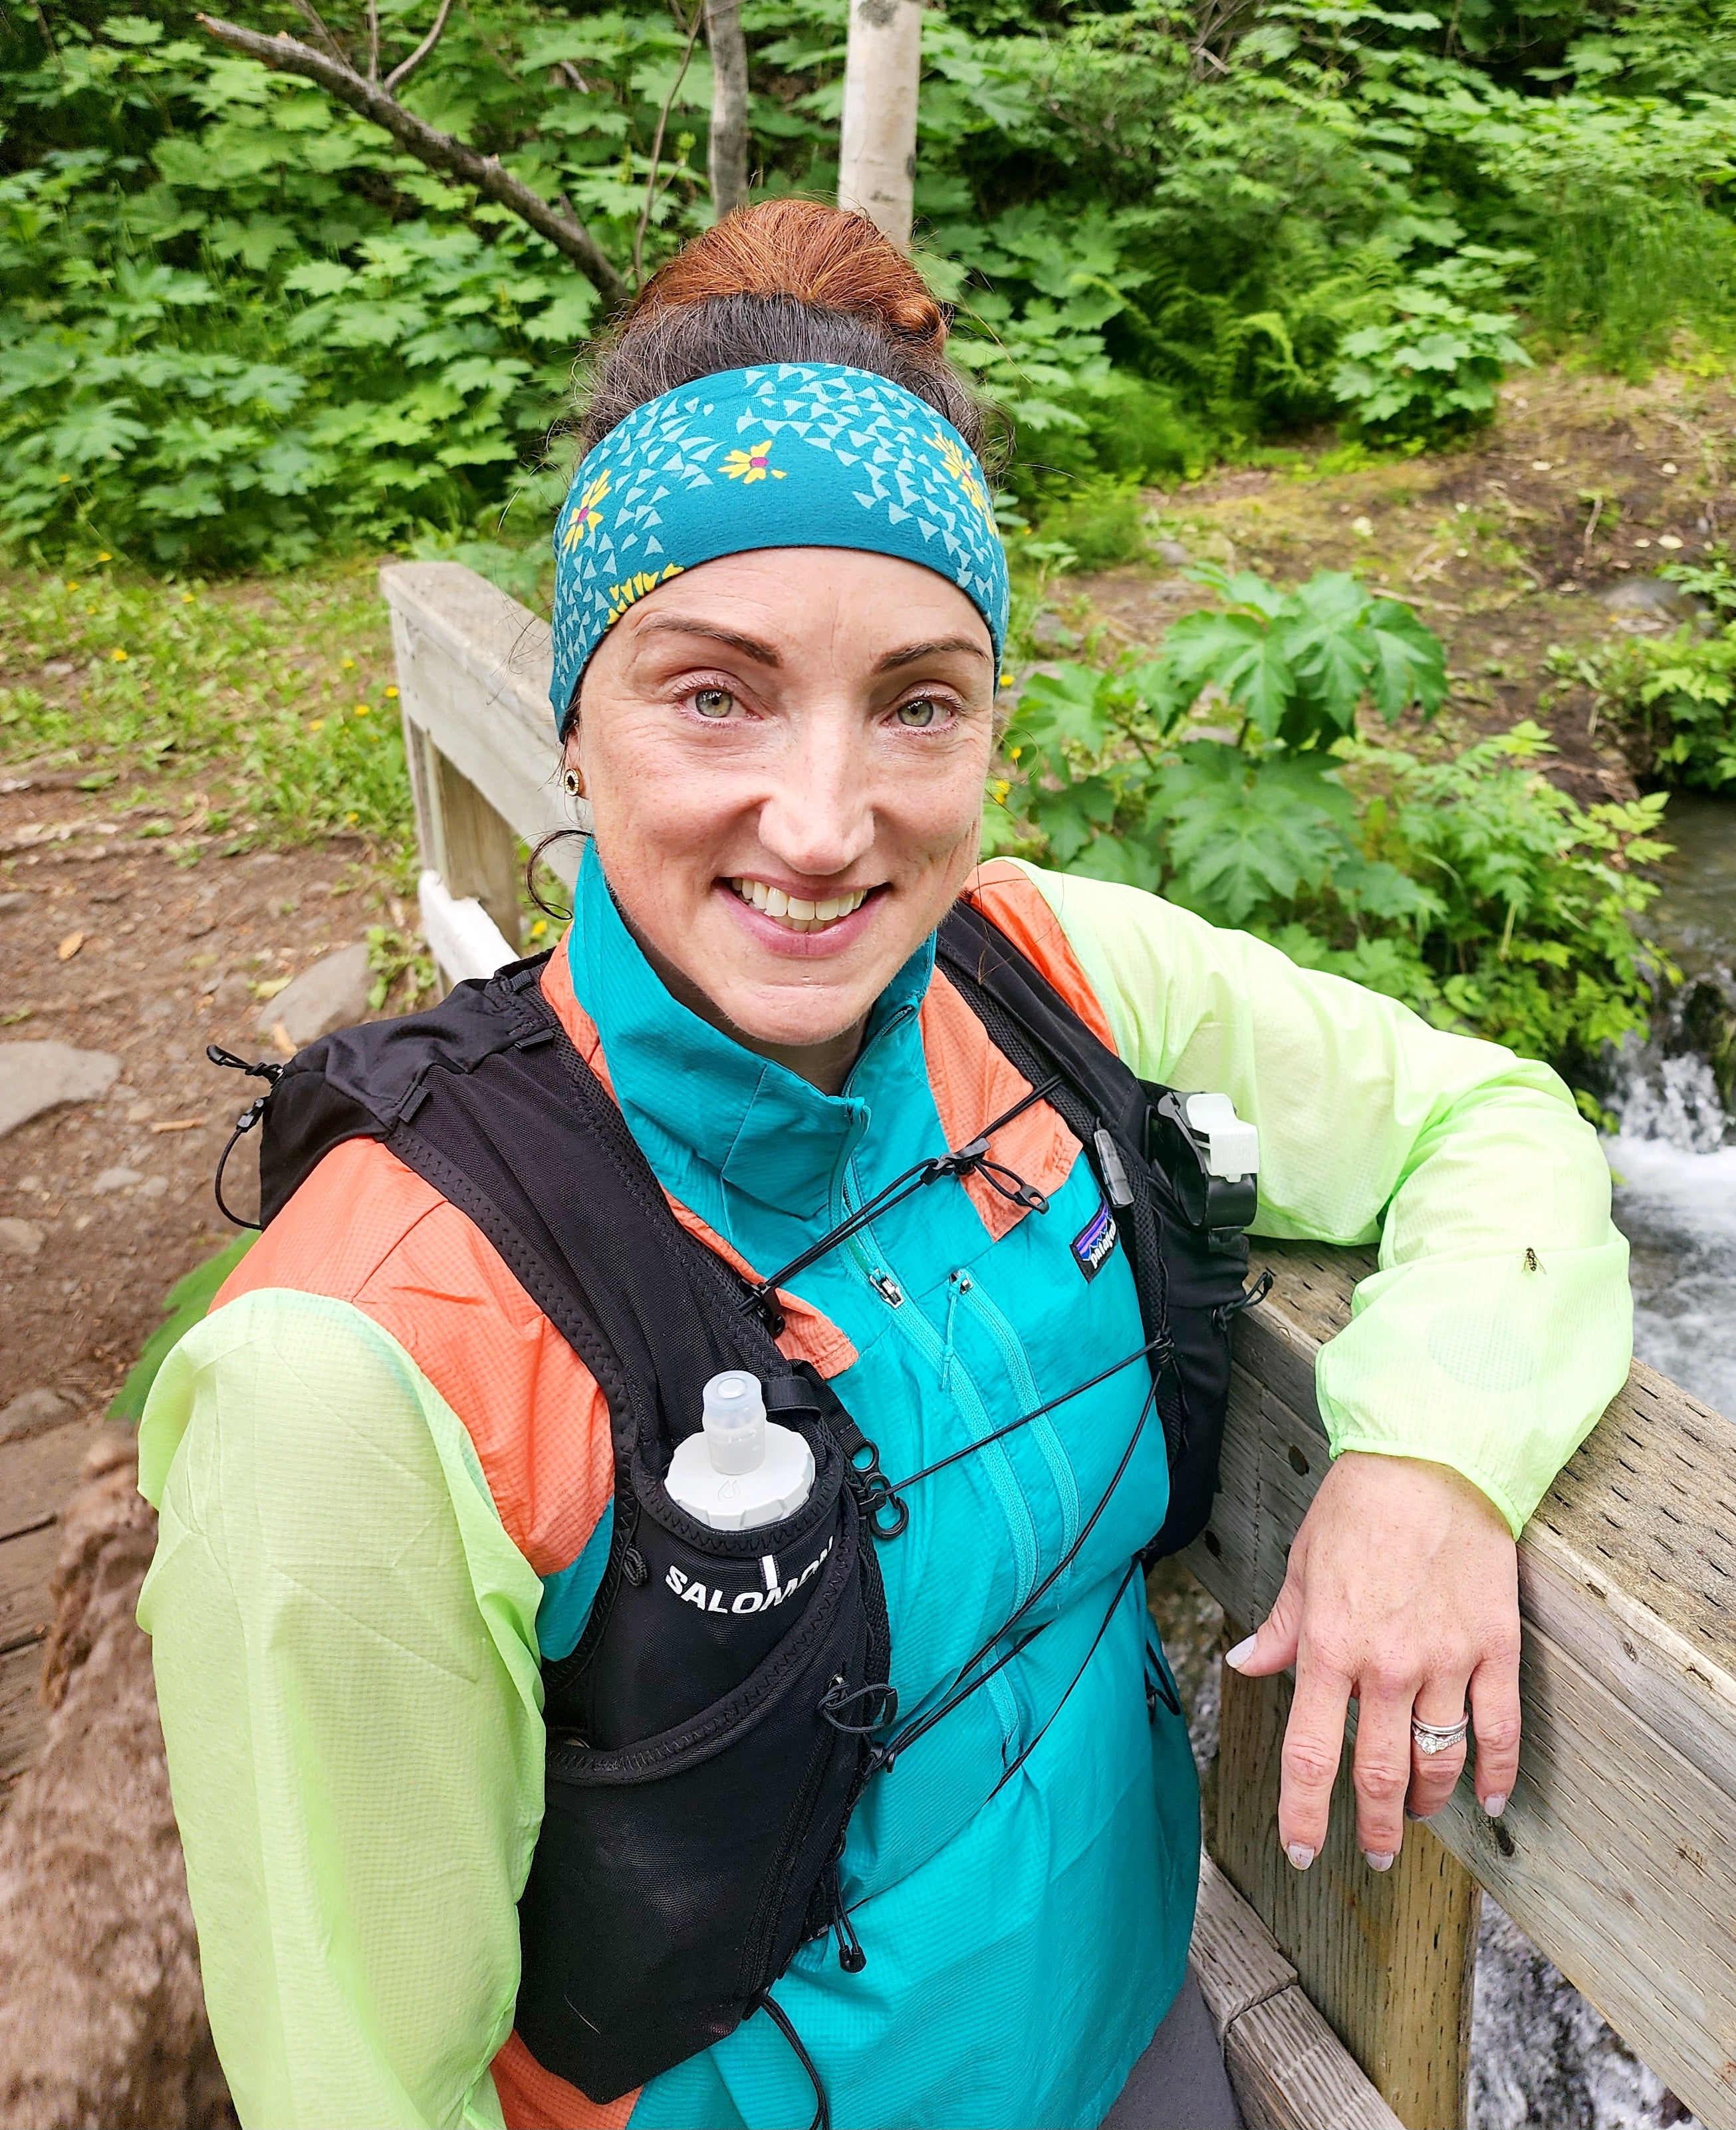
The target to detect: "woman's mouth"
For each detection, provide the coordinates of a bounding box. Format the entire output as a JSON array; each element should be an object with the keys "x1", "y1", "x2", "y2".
[{"x1": 728, "y1": 877, "x2": 870, "y2": 934}]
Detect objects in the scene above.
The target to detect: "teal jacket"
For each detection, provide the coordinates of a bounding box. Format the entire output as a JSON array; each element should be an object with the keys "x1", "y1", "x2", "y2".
[{"x1": 138, "y1": 852, "x2": 1632, "y2": 2130}]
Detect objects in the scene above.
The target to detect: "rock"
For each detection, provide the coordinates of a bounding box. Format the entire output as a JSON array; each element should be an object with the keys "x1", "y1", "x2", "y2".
[
  {"x1": 1602, "y1": 576, "x2": 1698, "y2": 618},
  {"x1": 0, "y1": 1216, "x2": 45, "y2": 1256},
  {"x1": 138, "y1": 1176, "x2": 168, "y2": 1200},
  {"x1": 257, "y1": 942, "x2": 373, "y2": 1046},
  {"x1": 0, "y1": 1386, "x2": 74, "y2": 1444},
  {"x1": 0, "y1": 1043, "x2": 120, "y2": 1141},
  {"x1": 0, "y1": 891, "x2": 29, "y2": 916},
  {"x1": 93, "y1": 1167, "x2": 143, "y2": 1194},
  {"x1": 210, "y1": 972, "x2": 253, "y2": 1013},
  {"x1": 1155, "y1": 539, "x2": 1191, "y2": 568}
]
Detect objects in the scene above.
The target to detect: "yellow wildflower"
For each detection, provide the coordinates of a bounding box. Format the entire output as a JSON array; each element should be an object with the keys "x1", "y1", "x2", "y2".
[
  {"x1": 384, "y1": 685, "x2": 399, "y2": 700},
  {"x1": 310, "y1": 719, "x2": 325, "y2": 732},
  {"x1": 354, "y1": 704, "x2": 370, "y2": 716},
  {"x1": 110, "y1": 648, "x2": 128, "y2": 662},
  {"x1": 96, "y1": 551, "x2": 110, "y2": 562}
]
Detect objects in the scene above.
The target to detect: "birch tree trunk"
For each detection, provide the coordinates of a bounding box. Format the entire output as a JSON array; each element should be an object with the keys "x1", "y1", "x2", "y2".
[
  {"x1": 837, "y1": 0, "x2": 922, "y2": 248},
  {"x1": 704, "y1": 0, "x2": 750, "y2": 218}
]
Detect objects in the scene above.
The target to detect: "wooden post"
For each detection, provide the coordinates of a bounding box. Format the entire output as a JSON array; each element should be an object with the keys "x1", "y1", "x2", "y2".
[
  {"x1": 1213, "y1": 1643, "x2": 1479, "y2": 2129},
  {"x1": 838, "y1": 0, "x2": 922, "y2": 246}
]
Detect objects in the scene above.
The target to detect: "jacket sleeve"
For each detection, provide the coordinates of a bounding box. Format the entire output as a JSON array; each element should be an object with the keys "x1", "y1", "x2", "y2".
[
  {"x1": 136, "y1": 1287, "x2": 547, "y2": 2130},
  {"x1": 1013, "y1": 862, "x2": 1633, "y2": 1534}
]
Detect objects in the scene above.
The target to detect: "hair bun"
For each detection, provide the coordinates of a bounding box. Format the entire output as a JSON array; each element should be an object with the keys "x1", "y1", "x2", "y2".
[{"x1": 629, "y1": 200, "x2": 948, "y2": 352}]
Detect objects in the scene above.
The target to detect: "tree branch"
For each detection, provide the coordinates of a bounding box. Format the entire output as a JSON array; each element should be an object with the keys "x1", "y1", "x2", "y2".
[
  {"x1": 633, "y1": 0, "x2": 705, "y2": 286},
  {"x1": 384, "y1": 0, "x2": 454, "y2": 94},
  {"x1": 196, "y1": 14, "x2": 627, "y2": 307}
]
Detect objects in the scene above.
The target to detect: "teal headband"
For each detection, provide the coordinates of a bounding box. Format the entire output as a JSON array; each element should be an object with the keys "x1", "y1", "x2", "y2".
[{"x1": 548, "y1": 362, "x2": 1009, "y2": 729}]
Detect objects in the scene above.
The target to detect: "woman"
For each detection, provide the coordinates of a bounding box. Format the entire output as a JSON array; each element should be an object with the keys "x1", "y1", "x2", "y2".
[{"x1": 138, "y1": 201, "x2": 1631, "y2": 2130}]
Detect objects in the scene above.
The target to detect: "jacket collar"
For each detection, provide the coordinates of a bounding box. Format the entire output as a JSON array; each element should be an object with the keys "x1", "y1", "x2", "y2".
[{"x1": 567, "y1": 839, "x2": 935, "y2": 1226}]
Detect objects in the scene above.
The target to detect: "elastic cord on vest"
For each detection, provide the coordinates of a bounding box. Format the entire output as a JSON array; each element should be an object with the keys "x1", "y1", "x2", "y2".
[
  {"x1": 863, "y1": 1371, "x2": 1161, "y2": 1777},
  {"x1": 740, "y1": 1078, "x2": 1060, "y2": 1329},
  {"x1": 206, "y1": 1045, "x2": 286, "y2": 1228},
  {"x1": 751, "y1": 1990, "x2": 830, "y2": 2130}
]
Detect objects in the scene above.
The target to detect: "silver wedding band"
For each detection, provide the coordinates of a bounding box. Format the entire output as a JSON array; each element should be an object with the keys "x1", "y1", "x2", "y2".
[{"x1": 1411, "y1": 1714, "x2": 1470, "y2": 1756}]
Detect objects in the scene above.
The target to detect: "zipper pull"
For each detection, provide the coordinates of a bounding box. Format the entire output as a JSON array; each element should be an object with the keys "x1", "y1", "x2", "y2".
[{"x1": 869, "y1": 1269, "x2": 904, "y2": 1309}]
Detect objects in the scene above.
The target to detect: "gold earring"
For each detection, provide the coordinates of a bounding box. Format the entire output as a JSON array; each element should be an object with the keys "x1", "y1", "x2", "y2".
[{"x1": 561, "y1": 766, "x2": 584, "y2": 799}]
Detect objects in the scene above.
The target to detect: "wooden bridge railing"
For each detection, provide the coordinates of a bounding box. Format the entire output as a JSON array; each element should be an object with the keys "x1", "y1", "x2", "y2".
[{"x1": 383, "y1": 560, "x2": 1736, "y2": 2130}]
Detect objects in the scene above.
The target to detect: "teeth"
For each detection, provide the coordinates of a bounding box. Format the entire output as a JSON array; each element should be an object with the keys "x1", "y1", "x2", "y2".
[{"x1": 729, "y1": 880, "x2": 866, "y2": 930}]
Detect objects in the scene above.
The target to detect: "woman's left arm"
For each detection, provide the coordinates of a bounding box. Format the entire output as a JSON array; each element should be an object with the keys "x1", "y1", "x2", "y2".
[{"x1": 1011, "y1": 863, "x2": 1632, "y2": 1868}]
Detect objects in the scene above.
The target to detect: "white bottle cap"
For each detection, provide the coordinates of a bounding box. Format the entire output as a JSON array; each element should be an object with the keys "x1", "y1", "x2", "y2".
[
  {"x1": 666, "y1": 1371, "x2": 816, "y2": 1531},
  {"x1": 1181, "y1": 1091, "x2": 1260, "y2": 1182}
]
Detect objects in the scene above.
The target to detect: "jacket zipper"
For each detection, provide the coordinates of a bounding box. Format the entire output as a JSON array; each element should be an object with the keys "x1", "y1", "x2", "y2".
[
  {"x1": 844, "y1": 1230, "x2": 1027, "y2": 1757},
  {"x1": 950, "y1": 1269, "x2": 1080, "y2": 1575}
]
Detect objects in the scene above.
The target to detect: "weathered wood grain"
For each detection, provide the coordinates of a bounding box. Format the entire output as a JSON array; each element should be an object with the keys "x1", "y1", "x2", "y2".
[
  {"x1": 0, "y1": 1524, "x2": 59, "y2": 1655},
  {"x1": 1226, "y1": 1982, "x2": 1406, "y2": 2130},
  {"x1": 1188, "y1": 1238, "x2": 1736, "y2": 2130},
  {"x1": 1191, "y1": 1851, "x2": 1296, "y2": 2040},
  {"x1": 0, "y1": 1640, "x2": 44, "y2": 1796},
  {"x1": 1216, "y1": 1650, "x2": 1478, "y2": 2130},
  {"x1": 1192, "y1": 1855, "x2": 1405, "y2": 2130},
  {"x1": 382, "y1": 562, "x2": 577, "y2": 891},
  {"x1": 0, "y1": 1418, "x2": 102, "y2": 1536}
]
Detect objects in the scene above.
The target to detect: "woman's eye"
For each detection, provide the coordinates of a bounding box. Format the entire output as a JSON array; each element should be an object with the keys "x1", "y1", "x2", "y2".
[
  {"x1": 895, "y1": 697, "x2": 942, "y2": 728},
  {"x1": 693, "y1": 688, "x2": 735, "y2": 720}
]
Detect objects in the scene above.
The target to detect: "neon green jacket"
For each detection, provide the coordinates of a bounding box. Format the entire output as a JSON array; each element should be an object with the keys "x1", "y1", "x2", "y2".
[{"x1": 138, "y1": 859, "x2": 1631, "y2": 2129}]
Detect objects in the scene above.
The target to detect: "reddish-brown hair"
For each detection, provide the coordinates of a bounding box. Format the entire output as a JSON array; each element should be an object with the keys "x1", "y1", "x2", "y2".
[{"x1": 578, "y1": 201, "x2": 991, "y2": 460}]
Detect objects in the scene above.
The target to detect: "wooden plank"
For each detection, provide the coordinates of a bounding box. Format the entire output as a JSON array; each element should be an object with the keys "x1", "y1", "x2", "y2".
[
  {"x1": 1227, "y1": 1984, "x2": 1406, "y2": 2130},
  {"x1": 1193, "y1": 1854, "x2": 1405, "y2": 2130},
  {"x1": 0, "y1": 1639, "x2": 45, "y2": 1795},
  {"x1": 1215, "y1": 1650, "x2": 1478, "y2": 2130},
  {"x1": 1189, "y1": 1239, "x2": 1736, "y2": 2129},
  {"x1": 381, "y1": 563, "x2": 580, "y2": 891},
  {"x1": 0, "y1": 1524, "x2": 59, "y2": 1655},
  {"x1": 1191, "y1": 1851, "x2": 1296, "y2": 2040},
  {"x1": 432, "y1": 745, "x2": 521, "y2": 951},
  {"x1": 1420, "y1": 1634, "x2": 1736, "y2": 2129},
  {"x1": 0, "y1": 1418, "x2": 102, "y2": 1535}
]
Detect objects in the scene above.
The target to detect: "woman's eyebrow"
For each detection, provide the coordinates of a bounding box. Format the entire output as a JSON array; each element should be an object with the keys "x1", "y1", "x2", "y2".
[
  {"x1": 876, "y1": 636, "x2": 991, "y2": 670},
  {"x1": 638, "y1": 616, "x2": 782, "y2": 666}
]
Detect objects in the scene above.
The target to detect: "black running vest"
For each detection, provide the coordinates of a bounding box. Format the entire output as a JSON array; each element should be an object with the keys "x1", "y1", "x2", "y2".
[{"x1": 209, "y1": 897, "x2": 1261, "y2": 2110}]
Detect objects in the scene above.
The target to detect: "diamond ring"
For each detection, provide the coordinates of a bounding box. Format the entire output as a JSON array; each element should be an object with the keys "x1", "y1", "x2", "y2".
[{"x1": 1411, "y1": 1714, "x2": 1470, "y2": 1756}]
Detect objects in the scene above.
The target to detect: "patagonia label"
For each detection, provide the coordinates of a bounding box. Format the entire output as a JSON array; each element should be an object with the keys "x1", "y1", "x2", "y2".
[{"x1": 1071, "y1": 1200, "x2": 1118, "y2": 1281}]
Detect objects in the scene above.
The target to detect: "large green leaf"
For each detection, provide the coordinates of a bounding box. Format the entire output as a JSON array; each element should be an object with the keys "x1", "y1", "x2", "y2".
[{"x1": 1152, "y1": 745, "x2": 1355, "y2": 926}]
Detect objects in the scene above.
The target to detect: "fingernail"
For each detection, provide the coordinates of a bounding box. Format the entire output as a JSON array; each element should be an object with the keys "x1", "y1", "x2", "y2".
[
  {"x1": 1404, "y1": 1805, "x2": 1421, "y2": 1821},
  {"x1": 1483, "y1": 1793, "x2": 1508, "y2": 1819},
  {"x1": 1285, "y1": 1842, "x2": 1315, "y2": 1870},
  {"x1": 1363, "y1": 1849, "x2": 1395, "y2": 1872},
  {"x1": 1225, "y1": 1635, "x2": 1257, "y2": 1671}
]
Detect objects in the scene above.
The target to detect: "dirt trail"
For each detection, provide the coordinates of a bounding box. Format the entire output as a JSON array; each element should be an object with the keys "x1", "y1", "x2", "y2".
[{"x1": 1063, "y1": 362, "x2": 1736, "y2": 807}]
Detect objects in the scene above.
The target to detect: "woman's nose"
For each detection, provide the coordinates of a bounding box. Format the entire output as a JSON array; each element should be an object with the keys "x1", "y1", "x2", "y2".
[{"x1": 755, "y1": 726, "x2": 875, "y2": 878}]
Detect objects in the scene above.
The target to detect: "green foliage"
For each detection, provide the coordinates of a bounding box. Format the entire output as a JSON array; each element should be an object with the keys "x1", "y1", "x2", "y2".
[
  {"x1": 10, "y1": 0, "x2": 1736, "y2": 567},
  {"x1": 1566, "y1": 567, "x2": 1736, "y2": 789},
  {"x1": 1332, "y1": 277, "x2": 1533, "y2": 441},
  {"x1": 1150, "y1": 565, "x2": 1447, "y2": 751},
  {"x1": 0, "y1": 565, "x2": 415, "y2": 868},
  {"x1": 990, "y1": 571, "x2": 1668, "y2": 1093},
  {"x1": 109, "y1": 1233, "x2": 256, "y2": 1423},
  {"x1": 1029, "y1": 478, "x2": 1152, "y2": 572}
]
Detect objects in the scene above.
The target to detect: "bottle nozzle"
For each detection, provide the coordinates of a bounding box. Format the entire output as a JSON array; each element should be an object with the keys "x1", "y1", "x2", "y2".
[{"x1": 701, "y1": 1371, "x2": 766, "y2": 1475}]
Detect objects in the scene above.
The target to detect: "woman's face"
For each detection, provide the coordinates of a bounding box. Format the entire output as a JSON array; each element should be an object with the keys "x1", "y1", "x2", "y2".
[{"x1": 569, "y1": 547, "x2": 997, "y2": 1087}]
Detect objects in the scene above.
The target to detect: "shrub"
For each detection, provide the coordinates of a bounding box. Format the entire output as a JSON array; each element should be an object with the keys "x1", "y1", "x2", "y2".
[
  {"x1": 989, "y1": 569, "x2": 1669, "y2": 1101},
  {"x1": 1564, "y1": 556, "x2": 1736, "y2": 791},
  {"x1": 1031, "y1": 478, "x2": 1151, "y2": 572}
]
